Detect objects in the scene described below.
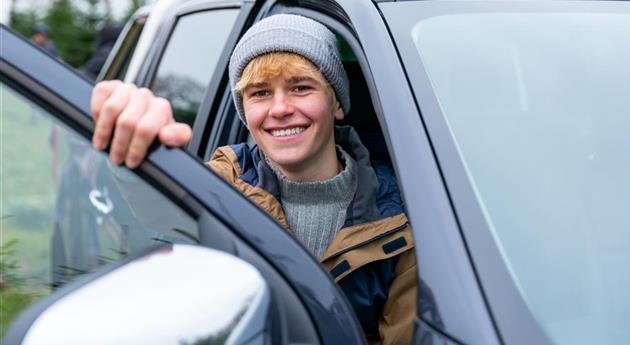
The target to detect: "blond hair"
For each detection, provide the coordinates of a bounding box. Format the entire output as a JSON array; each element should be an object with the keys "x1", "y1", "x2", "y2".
[{"x1": 234, "y1": 52, "x2": 330, "y2": 94}]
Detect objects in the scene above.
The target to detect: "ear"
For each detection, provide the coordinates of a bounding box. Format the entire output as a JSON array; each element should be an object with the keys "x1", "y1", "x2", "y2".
[{"x1": 333, "y1": 99, "x2": 344, "y2": 121}]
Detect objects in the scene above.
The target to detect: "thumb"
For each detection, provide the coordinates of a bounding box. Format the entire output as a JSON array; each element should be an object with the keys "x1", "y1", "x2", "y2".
[{"x1": 158, "y1": 123, "x2": 192, "y2": 147}]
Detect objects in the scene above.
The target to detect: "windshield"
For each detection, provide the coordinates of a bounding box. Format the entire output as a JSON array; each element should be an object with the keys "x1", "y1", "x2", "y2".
[{"x1": 387, "y1": 5, "x2": 630, "y2": 345}]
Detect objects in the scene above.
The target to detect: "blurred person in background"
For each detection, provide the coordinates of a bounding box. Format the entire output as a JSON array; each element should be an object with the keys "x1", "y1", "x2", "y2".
[
  {"x1": 31, "y1": 23, "x2": 58, "y2": 57},
  {"x1": 81, "y1": 26, "x2": 123, "y2": 81}
]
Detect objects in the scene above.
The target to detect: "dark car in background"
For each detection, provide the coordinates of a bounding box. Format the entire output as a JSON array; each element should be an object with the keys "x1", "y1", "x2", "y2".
[{"x1": 2, "y1": 0, "x2": 629, "y2": 344}]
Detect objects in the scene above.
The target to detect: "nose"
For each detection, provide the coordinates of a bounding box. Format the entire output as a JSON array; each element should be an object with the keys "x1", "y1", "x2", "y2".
[{"x1": 268, "y1": 92, "x2": 294, "y2": 118}]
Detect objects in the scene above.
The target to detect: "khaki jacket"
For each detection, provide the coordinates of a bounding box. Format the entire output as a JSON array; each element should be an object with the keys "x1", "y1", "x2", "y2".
[{"x1": 207, "y1": 127, "x2": 417, "y2": 345}]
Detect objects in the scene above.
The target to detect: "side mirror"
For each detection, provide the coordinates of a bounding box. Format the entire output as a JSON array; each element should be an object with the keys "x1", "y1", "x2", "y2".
[{"x1": 5, "y1": 245, "x2": 271, "y2": 345}]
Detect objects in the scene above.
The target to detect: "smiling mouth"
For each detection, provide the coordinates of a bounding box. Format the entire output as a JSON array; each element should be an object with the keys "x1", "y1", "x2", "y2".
[{"x1": 269, "y1": 126, "x2": 306, "y2": 137}]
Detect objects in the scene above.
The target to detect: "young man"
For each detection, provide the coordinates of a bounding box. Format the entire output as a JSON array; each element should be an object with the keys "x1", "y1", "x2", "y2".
[{"x1": 91, "y1": 14, "x2": 416, "y2": 345}]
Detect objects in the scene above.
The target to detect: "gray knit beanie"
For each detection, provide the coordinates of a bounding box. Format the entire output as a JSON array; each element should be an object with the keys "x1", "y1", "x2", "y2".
[{"x1": 229, "y1": 14, "x2": 350, "y2": 124}]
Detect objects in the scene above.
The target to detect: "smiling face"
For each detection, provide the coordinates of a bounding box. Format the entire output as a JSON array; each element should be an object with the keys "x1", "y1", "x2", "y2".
[{"x1": 237, "y1": 53, "x2": 344, "y2": 181}]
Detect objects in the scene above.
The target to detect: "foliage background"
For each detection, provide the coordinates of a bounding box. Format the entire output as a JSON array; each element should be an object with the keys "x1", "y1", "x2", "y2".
[{"x1": 8, "y1": 0, "x2": 145, "y2": 68}]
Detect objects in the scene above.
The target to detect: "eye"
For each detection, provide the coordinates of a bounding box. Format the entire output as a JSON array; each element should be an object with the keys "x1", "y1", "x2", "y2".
[
  {"x1": 249, "y1": 89, "x2": 270, "y2": 98},
  {"x1": 292, "y1": 85, "x2": 313, "y2": 93}
]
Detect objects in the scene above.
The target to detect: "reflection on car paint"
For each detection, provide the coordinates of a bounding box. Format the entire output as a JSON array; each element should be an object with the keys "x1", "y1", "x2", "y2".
[{"x1": 88, "y1": 187, "x2": 114, "y2": 215}]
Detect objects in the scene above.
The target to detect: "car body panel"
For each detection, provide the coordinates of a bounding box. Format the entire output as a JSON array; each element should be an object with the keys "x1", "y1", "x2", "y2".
[{"x1": 381, "y1": 1, "x2": 630, "y2": 345}]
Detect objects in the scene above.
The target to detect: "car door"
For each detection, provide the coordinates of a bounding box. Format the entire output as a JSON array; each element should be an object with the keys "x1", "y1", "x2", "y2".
[
  {"x1": 0, "y1": 26, "x2": 365, "y2": 345},
  {"x1": 47, "y1": 1, "x2": 253, "y2": 294}
]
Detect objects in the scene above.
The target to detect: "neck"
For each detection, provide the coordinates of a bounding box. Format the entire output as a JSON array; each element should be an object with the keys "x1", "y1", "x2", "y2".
[{"x1": 271, "y1": 142, "x2": 340, "y2": 182}]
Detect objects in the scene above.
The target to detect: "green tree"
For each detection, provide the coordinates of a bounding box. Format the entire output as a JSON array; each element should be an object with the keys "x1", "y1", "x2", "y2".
[
  {"x1": 10, "y1": 0, "x2": 126, "y2": 68},
  {"x1": 123, "y1": 0, "x2": 145, "y2": 22},
  {"x1": 0, "y1": 239, "x2": 20, "y2": 287},
  {"x1": 101, "y1": 0, "x2": 115, "y2": 25},
  {"x1": 9, "y1": 9, "x2": 38, "y2": 38},
  {"x1": 10, "y1": 5, "x2": 81, "y2": 65},
  {"x1": 44, "y1": 0, "x2": 95, "y2": 67},
  {"x1": 0, "y1": 238, "x2": 40, "y2": 338}
]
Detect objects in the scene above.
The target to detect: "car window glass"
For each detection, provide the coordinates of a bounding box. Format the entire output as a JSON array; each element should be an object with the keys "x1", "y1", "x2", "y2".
[
  {"x1": 409, "y1": 11, "x2": 630, "y2": 345},
  {"x1": 151, "y1": 9, "x2": 239, "y2": 126},
  {"x1": 0, "y1": 83, "x2": 198, "y2": 337}
]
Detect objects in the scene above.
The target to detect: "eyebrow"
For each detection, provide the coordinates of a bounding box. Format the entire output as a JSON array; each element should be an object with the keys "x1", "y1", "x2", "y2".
[
  {"x1": 244, "y1": 81, "x2": 269, "y2": 90},
  {"x1": 243, "y1": 75, "x2": 321, "y2": 91},
  {"x1": 286, "y1": 76, "x2": 320, "y2": 84}
]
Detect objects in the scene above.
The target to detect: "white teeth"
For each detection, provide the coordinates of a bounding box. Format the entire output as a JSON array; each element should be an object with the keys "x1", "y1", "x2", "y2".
[{"x1": 271, "y1": 127, "x2": 305, "y2": 137}]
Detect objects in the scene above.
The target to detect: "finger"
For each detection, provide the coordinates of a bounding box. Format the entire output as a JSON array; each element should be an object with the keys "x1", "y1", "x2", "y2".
[
  {"x1": 158, "y1": 123, "x2": 193, "y2": 147},
  {"x1": 108, "y1": 87, "x2": 151, "y2": 165},
  {"x1": 91, "y1": 80, "x2": 121, "y2": 123},
  {"x1": 125, "y1": 96, "x2": 173, "y2": 168},
  {"x1": 93, "y1": 82, "x2": 135, "y2": 150}
]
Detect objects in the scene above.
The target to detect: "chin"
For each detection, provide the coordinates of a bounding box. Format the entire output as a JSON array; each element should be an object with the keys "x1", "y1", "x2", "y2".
[
  {"x1": 267, "y1": 156, "x2": 303, "y2": 170},
  {"x1": 266, "y1": 150, "x2": 310, "y2": 170},
  {"x1": 264, "y1": 146, "x2": 305, "y2": 164}
]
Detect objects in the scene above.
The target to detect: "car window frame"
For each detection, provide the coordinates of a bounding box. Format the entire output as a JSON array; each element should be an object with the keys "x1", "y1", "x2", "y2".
[
  {"x1": 1, "y1": 25, "x2": 365, "y2": 345},
  {"x1": 98, "y1": 8, "x2": 150, "y2": 82},
  {"x1": 132, "y1": 1, "x2": 250, "y2": 158}
]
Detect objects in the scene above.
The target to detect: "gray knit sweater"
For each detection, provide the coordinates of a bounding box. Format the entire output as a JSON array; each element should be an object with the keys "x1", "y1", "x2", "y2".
[{"x1": 269, "y1": 147, "x2": 358, "y2": 257}]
